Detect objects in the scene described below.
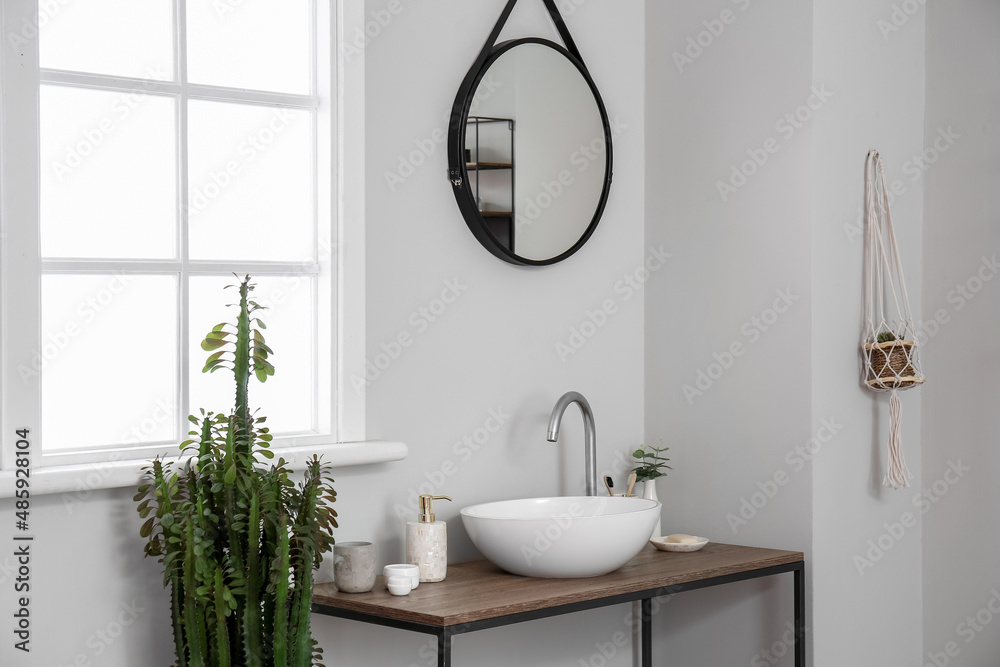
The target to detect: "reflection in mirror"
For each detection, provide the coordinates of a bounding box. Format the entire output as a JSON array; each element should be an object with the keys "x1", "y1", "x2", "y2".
[{"x1": 466, "y1": 43, "x2": 607, "y2": 262}]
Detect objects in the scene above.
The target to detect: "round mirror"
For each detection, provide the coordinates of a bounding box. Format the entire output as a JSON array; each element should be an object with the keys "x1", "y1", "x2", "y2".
[{"x1": 449, "y1": 38, "x2": 613, "y2": 266}]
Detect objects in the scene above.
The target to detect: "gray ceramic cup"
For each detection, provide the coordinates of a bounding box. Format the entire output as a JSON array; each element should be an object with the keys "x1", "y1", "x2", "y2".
[{"x1": 334, "y1": 541, "x2": 377, "y2": 593}]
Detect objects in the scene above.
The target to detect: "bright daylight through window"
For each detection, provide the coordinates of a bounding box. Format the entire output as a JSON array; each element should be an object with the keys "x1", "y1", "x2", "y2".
[{"x1": 1, "y1": 0, "x2": 340, "y2": 470}]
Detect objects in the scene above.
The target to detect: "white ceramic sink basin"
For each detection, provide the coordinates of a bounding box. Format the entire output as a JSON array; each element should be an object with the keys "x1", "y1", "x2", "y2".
[{"x1": 460, "y1": 496, "x2": 661, "y2": 578}]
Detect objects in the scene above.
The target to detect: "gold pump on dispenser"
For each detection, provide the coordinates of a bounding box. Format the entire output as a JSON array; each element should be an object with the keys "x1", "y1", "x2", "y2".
[{"x1": 417, "y1": 494, "x2": 452, "y2": 523}]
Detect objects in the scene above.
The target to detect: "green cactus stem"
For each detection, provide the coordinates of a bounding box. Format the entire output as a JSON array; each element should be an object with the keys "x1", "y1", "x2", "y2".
[{"x1": 137, "y1": 276, "x2": 337, "y2": 667}]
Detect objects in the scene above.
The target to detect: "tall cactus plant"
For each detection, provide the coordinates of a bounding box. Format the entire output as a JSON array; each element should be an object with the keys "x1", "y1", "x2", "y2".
[{"x1": 136, "y1": 276, "x2": 337, "y2": 667}]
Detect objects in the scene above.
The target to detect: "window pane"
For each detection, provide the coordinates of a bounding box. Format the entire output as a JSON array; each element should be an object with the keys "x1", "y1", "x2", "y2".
[
  {"x1": 186, "y1": 0, "x2": 311, "y2": 94},
  {"x1": 40, "y1": 85, "x2": 176, "y2": 259},
  {"x1": 41, "y1": 275, "x2": 178, "y2": 451},
  {"x1": 189, "y1": 275, "x2": 314, "y2": 436},
  {"x1": 188, "y1": 101, "x2": 313, "y2": 261},
  {"x1": 39, "y1": 0, "x2": 174, "y2": 80}
]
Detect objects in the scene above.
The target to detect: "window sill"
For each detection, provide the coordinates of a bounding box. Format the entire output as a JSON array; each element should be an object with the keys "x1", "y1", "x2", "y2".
[{"x1": 0, "y1": 440, "x2": 408, "y2": 499}]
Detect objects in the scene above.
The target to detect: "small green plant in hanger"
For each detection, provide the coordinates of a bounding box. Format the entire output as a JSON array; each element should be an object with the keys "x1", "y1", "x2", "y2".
[{"x1": 876, "y1": 330, "x2": 900, "y2": 344}]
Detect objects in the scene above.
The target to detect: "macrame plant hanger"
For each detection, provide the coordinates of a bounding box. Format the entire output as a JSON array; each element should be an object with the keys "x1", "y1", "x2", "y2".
[{"x1": 862, "y1": 149, "x2": 925, "y2": 489}]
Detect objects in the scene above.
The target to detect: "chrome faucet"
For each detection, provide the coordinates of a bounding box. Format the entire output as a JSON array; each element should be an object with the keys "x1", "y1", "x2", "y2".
[{"x1": 546, "y1": 391, "x2": 597, "y2": 496}]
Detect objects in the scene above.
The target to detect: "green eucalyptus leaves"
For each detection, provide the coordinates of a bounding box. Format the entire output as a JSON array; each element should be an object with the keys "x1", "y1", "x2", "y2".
[{"x1": 632, "y1": 445, "x2": 672, "y2": 484}]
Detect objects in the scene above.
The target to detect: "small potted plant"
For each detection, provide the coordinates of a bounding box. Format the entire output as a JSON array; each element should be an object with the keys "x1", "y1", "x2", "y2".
[
  {"x1": 632, "y1": 445, "x2": 670, "y2": 538},
  {"x1": 632, "y1": 445, "x2": 671, "y2": 499},
  {"x1": 864, "y1": 330, "x2": 919, "y2": 388}
]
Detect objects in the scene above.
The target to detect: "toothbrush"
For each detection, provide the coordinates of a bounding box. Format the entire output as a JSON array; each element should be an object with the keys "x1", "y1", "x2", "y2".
[
  {"x1": 604, "y1": 475, "x2": 615, "y2": 496},
  {"x1": 625, "y1": 472, "x2": 637, "y2": 497}
]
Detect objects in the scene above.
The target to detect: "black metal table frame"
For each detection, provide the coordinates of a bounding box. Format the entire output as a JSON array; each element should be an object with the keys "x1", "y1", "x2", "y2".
[{"x1": 313, "y1": 561, "x2": 805, "y2": 667}]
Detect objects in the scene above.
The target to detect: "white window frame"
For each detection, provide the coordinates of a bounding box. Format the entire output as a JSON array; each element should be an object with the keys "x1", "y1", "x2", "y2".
[{"x1": 0, "y1": 1, "x2": 405, "y2": 497}]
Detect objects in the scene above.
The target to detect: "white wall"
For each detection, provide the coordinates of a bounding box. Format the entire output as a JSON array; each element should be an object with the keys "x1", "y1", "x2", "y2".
[
  {"x1": 316, "y1": 0, "x2": 647, "y2": 665},
  {"x1": 0, "y1": 1, "x2": 646, "y2": 665},
  {"x1": 644, "y1": 1, "x2": 814, "y2": 664},
  {"x1": 647, "y1": 0, "x2": 929, "y2": 664},
  {"x1": 922, "y1": 1, "x2": 1000, "y2": 664},
  {"x1": 811, "y1": 1, "x2": 926, "y2": 664},
  {"x1": 0, "y1": 485, "x2": 175, "y2": 667}
]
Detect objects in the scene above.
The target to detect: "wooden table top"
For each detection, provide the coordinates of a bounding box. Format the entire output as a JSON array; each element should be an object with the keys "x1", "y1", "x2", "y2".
[{"x1": 312, "y1": 542, "x2": 803, "y2": 628}]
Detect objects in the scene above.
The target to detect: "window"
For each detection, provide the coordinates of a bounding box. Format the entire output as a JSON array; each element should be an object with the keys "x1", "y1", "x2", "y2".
[{"x1": 1, "y1": 1, "x2": 375, "y2": 485}]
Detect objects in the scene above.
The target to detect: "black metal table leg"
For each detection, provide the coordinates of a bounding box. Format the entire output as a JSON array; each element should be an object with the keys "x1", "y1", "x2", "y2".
[
  {"x1": 641, "y1": 597, "x2": 652, "y2": 667},
  {"x1": 438, "y1": 628, "x2": 452, "y2": 667},
  {"x1": 794, "y1": 563, "x2": 805, "y2": 667}
]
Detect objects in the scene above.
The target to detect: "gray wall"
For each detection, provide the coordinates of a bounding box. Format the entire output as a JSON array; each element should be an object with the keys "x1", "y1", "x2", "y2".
[
  {"x1": 645, "y1": 1, "x2": 814, "y2": 664},
  {"x1": 922, "y1": 1, "x2": 1000, "y2": 664},
  {"x1": 811, "y1": 0, "x2": 926, "y2": 664},
  {"x1": 646, "y1": 0, "x2": 930, "y2": 664}
]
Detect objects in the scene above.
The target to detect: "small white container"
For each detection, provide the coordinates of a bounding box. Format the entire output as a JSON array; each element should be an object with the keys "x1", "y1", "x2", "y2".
[
  {"x1": 386, "y1": 575, "x2": 412, "y2": 596},
  {"x1": 384, "y1": 564, "x2": 420, "y2": 590}
]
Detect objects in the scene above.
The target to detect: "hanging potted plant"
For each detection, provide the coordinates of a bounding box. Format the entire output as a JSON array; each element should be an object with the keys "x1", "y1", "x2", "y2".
[
  {"x1": 134, "y1": 276, "x2": 338, "y2": 667},
  {"x1": 861, "y1": 149, "x2": 925, "y2": 489},
  {"x1": 863, "y1": 330, "x2": 920, "y2": 389}
]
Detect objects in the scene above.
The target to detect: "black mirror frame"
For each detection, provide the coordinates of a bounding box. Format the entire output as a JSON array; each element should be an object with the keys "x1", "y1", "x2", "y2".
[{"x1": 447, "y1": 0, "x2": 614, "y2": 266}]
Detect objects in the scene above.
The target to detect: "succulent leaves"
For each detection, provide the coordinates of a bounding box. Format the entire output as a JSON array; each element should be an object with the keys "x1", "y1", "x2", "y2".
[{"x1": 136, "y1": 276, "x2": 336, "y2": 667}]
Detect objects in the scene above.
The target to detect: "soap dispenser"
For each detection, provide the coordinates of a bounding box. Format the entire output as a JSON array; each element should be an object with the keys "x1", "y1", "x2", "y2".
[{"x1": 406, "y1": 494, "x2": 452, "y2": 582}]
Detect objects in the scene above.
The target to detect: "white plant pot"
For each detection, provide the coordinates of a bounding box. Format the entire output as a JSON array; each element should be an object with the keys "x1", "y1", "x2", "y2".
[{"x1": 642, "y1": 480, "x2": 662, "y2": 538}]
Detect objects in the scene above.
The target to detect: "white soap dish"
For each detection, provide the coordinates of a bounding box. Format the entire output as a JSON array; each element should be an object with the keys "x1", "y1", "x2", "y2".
[{"x1": 650, "y1": 535, "x2": 709, "y2": 552}]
